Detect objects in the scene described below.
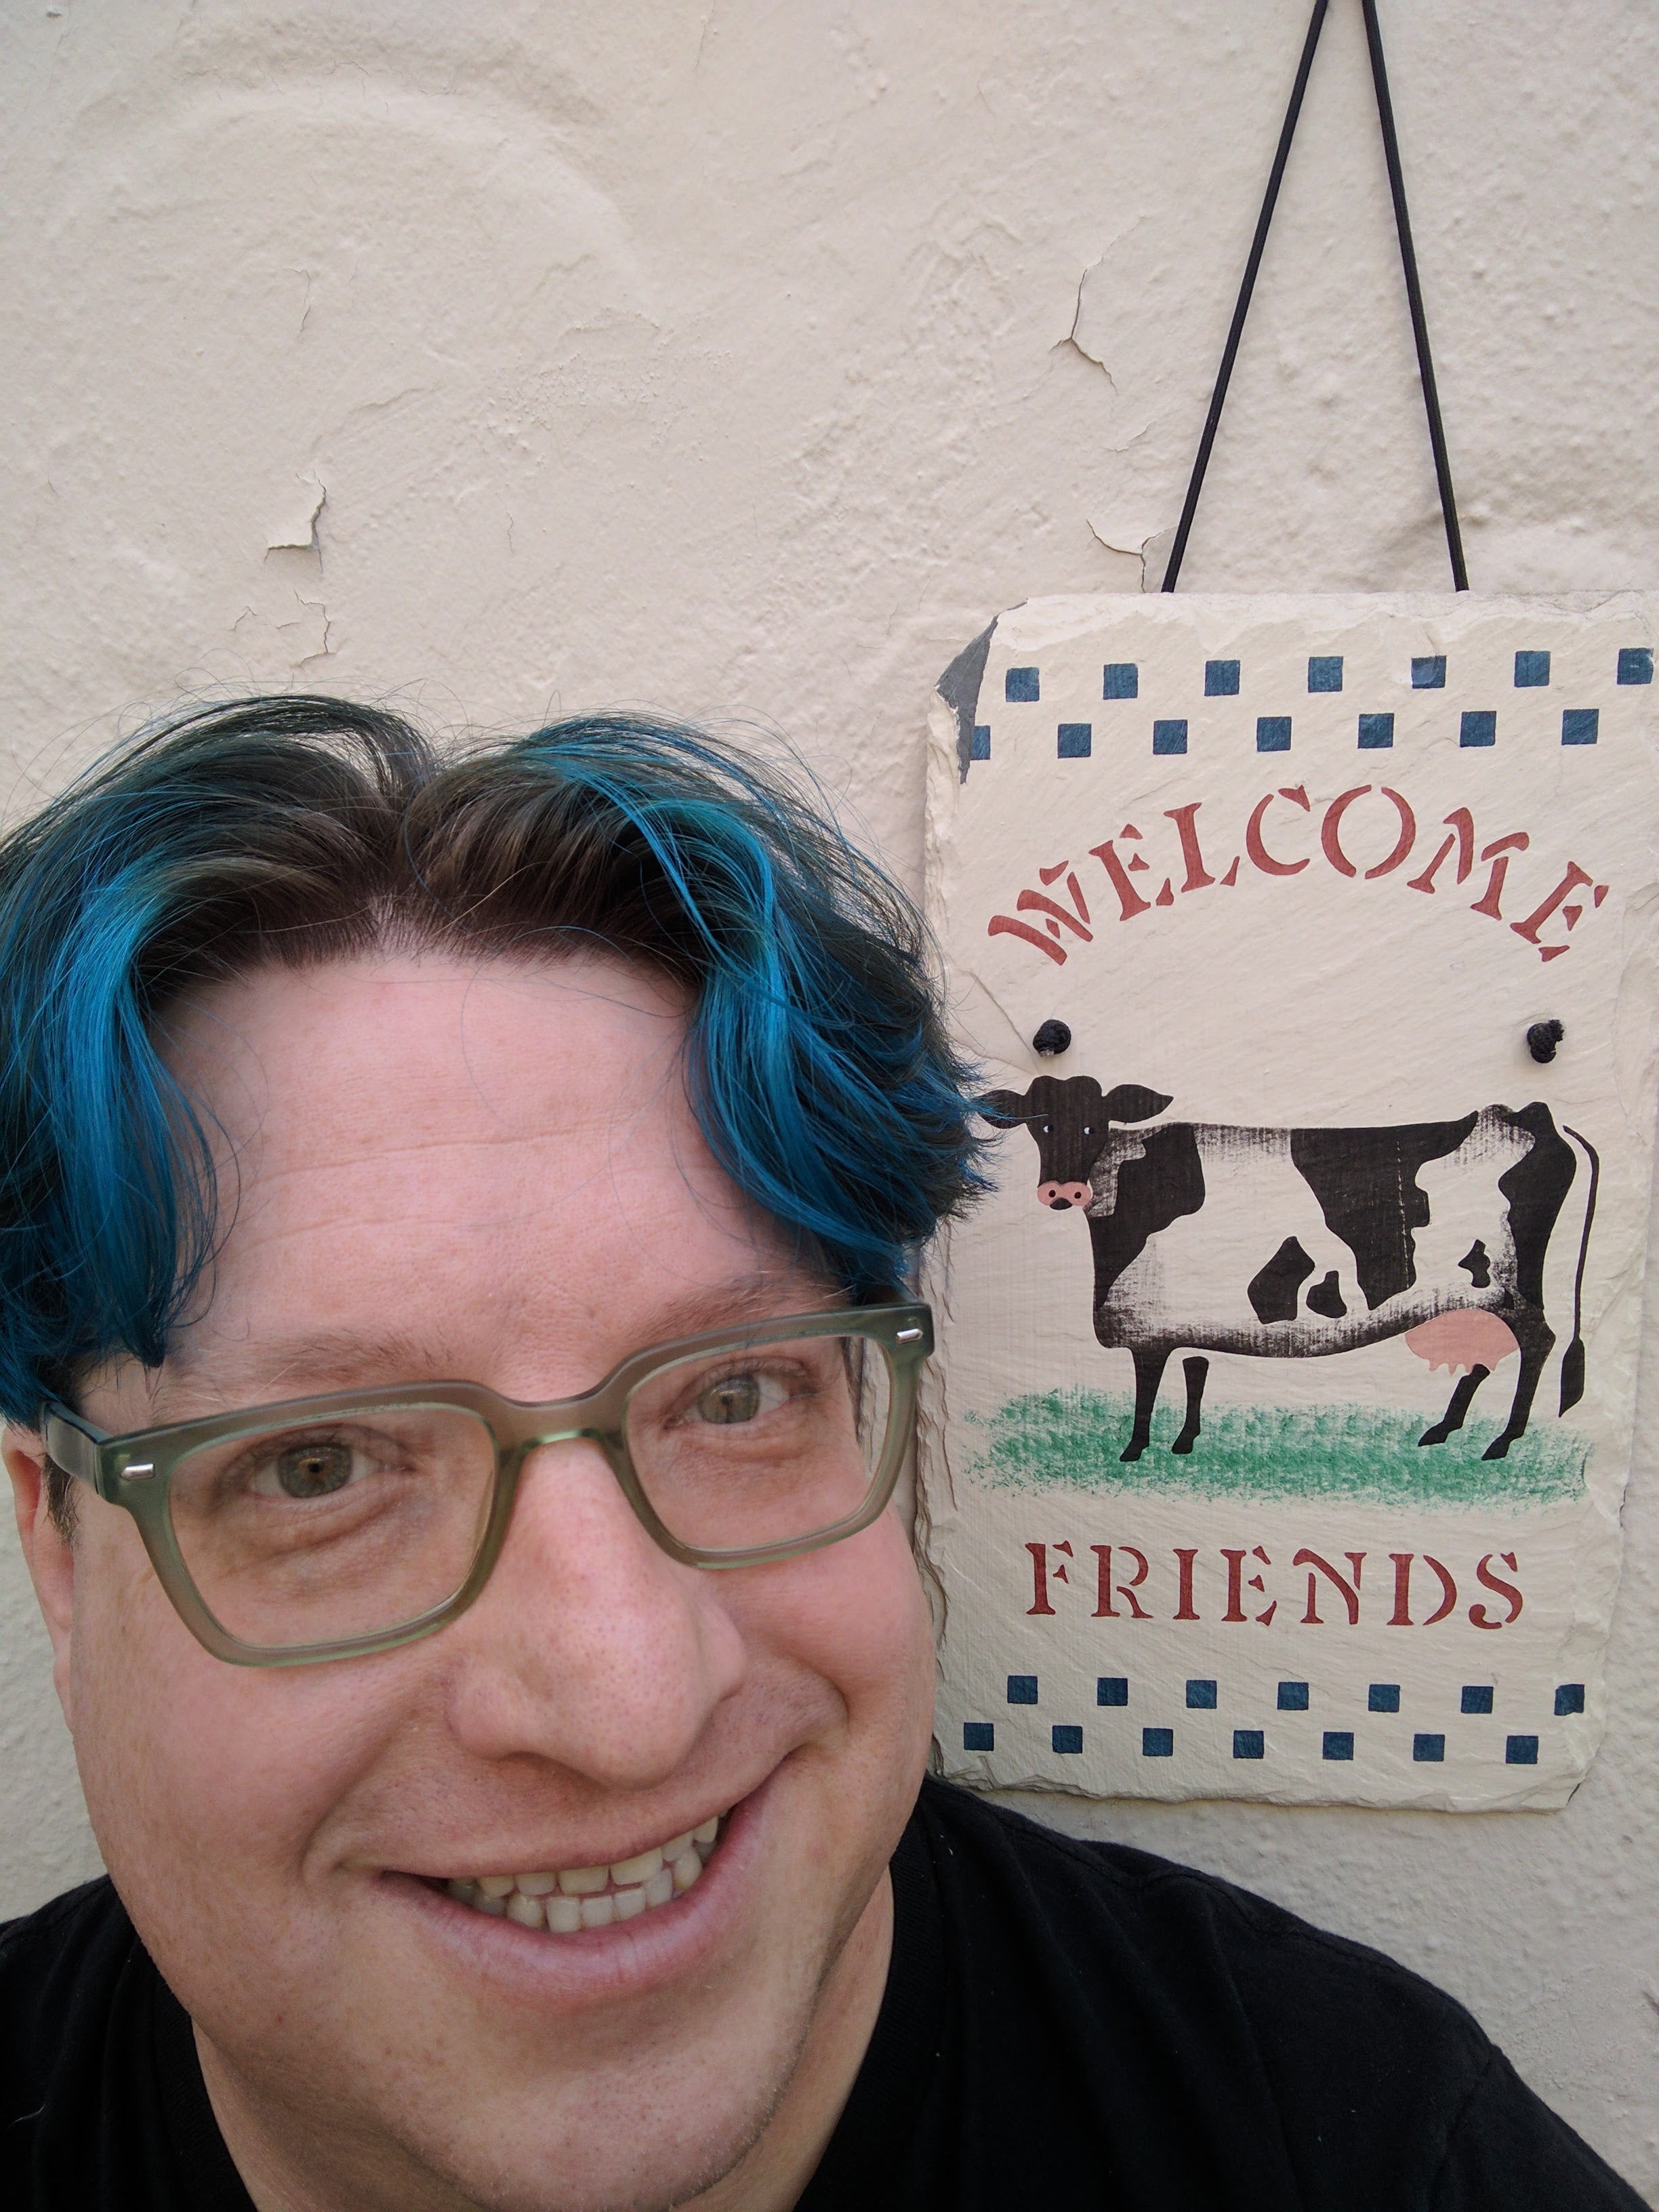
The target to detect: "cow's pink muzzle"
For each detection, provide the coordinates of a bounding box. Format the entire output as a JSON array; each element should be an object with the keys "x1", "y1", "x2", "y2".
[{"x1": 1040, "y1": 1181, "x2": 1092, "y2": 1210}]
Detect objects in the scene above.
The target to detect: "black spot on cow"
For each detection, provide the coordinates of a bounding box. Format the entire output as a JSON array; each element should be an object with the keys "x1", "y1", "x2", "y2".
[
  {"x1": 1305, "y1": 1269, "x2": 1347, "y2": 1319},
  {"x1": 1247, "y1": 1236, "x2": 1315, "y2": 1324},
  {"x1": 1087, "y1": 1126, "x2": 1206, "y2": 1300},
  {"x1": 1497, "y1": 1103, "x2": 1576, "y2": 1309},
  {"x1": 1458, "y1": 1239, "x2": 1492, "y2": 1289},
  {"x1": 1290, "y1": 1113, "x2": 1478, "y2": 1311}
]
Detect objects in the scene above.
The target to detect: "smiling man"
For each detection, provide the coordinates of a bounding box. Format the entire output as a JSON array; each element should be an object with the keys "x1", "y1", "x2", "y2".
[{"x1": 0, "y1": 699, "x2": 1644, "y2": 2212}]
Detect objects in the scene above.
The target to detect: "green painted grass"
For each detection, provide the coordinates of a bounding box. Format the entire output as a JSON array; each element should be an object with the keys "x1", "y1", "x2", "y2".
[{"x1": 965, "y1": 1389, "x2": 1587, "y2": 1509}]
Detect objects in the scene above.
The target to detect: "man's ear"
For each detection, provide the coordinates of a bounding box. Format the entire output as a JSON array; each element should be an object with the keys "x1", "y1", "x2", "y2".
[
  {"x1": 5, "y1": 1425, "x2": 76, "y2": 1726},
  {"x1": 979, "y1": 1088, "x2": 1029, "y2": 1128},
  {"x1": 1101, "y1": 1084, "x2": 1173, "y2": 1124}
]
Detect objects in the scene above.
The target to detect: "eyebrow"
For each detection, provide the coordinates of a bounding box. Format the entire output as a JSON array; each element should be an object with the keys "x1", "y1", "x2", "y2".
[{"x1": 154, "y1": 1271, "x2": 829, "y2": 1416}]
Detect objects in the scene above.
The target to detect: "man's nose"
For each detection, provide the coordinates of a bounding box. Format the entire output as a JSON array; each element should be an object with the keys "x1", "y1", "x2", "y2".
[{"x1": 442, "y1": 1440, "x2": 747, "y2": 1787}]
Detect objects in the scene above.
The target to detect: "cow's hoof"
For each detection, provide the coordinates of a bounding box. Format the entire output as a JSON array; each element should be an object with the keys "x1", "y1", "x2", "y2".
[
  {"x1": 1170, "y1": 1435, "x2": 1196, "y2": 1456},
  {"x1": 1120, "y1": 1441, "x2": 1147, "y2": 1462},
  {"x1": 1481, "y1": 1437, "x2": 1513, "y2": 1460},
  {"x1": 1418, "y1": 1426, "x2": 1449, "y2": 1448}
]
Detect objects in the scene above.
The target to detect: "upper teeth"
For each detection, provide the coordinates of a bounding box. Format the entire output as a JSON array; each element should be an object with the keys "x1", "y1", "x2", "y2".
[{"x1": 447, "y1": 1816, "x2": 723, "y2": 1932}]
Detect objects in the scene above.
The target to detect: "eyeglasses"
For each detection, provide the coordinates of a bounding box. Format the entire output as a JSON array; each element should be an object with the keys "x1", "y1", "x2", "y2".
[{"x1": 44, "y1": 1301, "x2": 932, "y2": 1669}]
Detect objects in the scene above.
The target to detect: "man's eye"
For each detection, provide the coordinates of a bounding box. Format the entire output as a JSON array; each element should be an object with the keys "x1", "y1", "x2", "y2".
[
  {"x1": 691, "y1": 1372, "x2": 789, "y2": 1427},
  {"x1": 263, "y1": 1442, "x2": 356, "y2": 1499}
]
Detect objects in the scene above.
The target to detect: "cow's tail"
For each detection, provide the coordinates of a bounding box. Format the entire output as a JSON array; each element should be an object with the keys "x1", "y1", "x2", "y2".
[{"x1": 1558, "y1": 1123, "x2": 1599, "y2": 1415}]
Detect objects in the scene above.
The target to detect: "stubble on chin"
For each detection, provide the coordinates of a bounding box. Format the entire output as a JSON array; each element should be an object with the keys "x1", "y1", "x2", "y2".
[{"x1": 190, "y1": 1857, "x2": 896, "y2": 2212}]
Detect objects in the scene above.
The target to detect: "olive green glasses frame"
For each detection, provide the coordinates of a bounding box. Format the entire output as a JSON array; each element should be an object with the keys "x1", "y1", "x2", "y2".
[{"x1": 43, "y1": 1300, "x2": 933, "y2": 1671}]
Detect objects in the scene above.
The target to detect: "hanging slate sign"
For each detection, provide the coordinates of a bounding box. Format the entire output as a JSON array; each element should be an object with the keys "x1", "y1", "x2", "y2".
[{"x1": 922, "y1": 590, "x2": 1659, "y2": 1808}]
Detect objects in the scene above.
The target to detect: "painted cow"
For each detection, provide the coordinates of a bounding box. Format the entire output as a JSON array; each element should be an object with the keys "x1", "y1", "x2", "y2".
[{"x1": 981, "y1": 1076, "x2": 1597, "y2": 1462}]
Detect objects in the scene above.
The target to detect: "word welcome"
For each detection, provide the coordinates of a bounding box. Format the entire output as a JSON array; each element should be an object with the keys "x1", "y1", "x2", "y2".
[
  {"x1": 1023, "y1": 1539, "x2": 1525, "y2": 1631},
  {"x1": 987, "y1": 785, "x2": 1607, "y2": 966}
]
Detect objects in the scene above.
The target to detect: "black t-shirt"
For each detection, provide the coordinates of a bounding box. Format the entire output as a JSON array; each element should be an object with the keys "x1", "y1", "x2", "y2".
[{"x1": 1, "y1": 1776, "x2": 1641, "y2": 2210}]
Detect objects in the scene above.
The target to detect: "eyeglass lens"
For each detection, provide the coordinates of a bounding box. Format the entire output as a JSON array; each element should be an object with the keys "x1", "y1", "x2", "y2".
[
  {"x1": 623, "y1": 1332, "x2": 893, "y2": 1554},
  {"x1": 161, "y1": 1334, "x2": 896, "y2": 1650},
  {"x1": 166, "y1": 1406, "x2": 499, "y2": 1650}
]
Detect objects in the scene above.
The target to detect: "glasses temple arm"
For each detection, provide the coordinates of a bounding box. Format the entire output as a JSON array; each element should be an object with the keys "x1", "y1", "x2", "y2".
[{"x1": 41, "y1": 1405, "x2": 109, "y2": 1492}]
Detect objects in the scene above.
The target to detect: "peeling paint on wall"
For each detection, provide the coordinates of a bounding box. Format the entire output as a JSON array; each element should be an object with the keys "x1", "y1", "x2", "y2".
[{"x1": 264, "y1": 474, "x2": 327, "y2": 556}]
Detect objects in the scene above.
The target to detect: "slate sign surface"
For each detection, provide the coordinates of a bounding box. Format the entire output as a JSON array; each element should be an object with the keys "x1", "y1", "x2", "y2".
[{"x1": 922, "y1": 592, "x2": 1659, "y2": 1808}]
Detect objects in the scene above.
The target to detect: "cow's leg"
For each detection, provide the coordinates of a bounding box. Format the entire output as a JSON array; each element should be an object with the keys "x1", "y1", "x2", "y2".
[
  {"x1": 1171, "y1": 1355, "x2": 1210, "y2": 1454},
  {"x1": 1122, "y1": 1346, "x2": 1170, "y2": 1461},
  {"x1": 1418, "y1": 1364, "x2": 1490, "y2": 1447},
  {"x1": 1483, "y1": 1318, "x2": 1554, "y2": 1459}
]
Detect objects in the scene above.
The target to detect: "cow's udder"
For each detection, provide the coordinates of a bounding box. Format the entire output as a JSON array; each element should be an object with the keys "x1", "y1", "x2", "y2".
[{"x1": 1404, "y1": 1310, "x2": 1519, "y2": 1375}]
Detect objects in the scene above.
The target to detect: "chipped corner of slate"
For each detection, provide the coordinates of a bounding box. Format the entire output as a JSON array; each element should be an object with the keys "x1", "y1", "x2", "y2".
[{"x1": 937, "y1": 617, "x2": 999, "y2": 783}]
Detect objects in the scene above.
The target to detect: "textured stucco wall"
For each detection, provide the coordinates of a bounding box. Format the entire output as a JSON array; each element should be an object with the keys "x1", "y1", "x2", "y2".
[{"x1": 2, "y1": 0, "x2": 1655, "y2": 2192}]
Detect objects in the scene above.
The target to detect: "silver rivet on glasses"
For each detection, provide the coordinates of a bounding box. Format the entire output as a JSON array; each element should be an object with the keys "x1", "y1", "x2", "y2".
[
  {"x1": 118, "y1": 1461, "x2": 157, "y2": 1482},
  {"x1": 896, "y1": 1328, "x2": 924, "y2": 1342}
]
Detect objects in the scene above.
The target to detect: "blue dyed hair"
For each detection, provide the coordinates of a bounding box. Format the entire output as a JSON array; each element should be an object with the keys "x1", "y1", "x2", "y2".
[{"x1": 0, "y1": 697, "x2": 987, "y2": 1467}]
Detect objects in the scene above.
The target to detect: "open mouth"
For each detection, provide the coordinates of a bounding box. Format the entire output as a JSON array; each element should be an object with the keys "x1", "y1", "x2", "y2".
[{"x1": 443, "y1": 1814, "x2": 726, "y2": 1933}]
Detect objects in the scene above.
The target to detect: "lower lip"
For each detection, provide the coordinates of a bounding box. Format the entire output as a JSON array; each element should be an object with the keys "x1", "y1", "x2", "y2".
[{"x1": 382, "y1": 1779, "x2": 772, "y2": 2010}]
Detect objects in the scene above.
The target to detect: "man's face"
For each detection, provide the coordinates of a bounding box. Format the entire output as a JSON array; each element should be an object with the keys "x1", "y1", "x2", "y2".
[{"x1": 9, "y1": 955, "x2": 937, "y2": 2211}]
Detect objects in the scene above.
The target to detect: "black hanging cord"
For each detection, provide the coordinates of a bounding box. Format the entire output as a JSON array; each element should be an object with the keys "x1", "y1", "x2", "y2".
[
  {"x1": 1162, "y1": 0, "x2": 1466, "y2": 593},
  {"x1": 1360, "y1": 0, "x2": 1468, "y2": 589},
  {"x1": 1160, "y1": 0, "x2": 1329, "y2": 596}
]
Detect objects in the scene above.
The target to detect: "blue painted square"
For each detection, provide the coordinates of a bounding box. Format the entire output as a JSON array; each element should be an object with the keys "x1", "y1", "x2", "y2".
[
  {"x1": 962, "y1": 1721, "x2": 994, "y2": 1751},
  {"x1": 1562, "y1": 708, "x2": 1599, "y2": 746},
  {"x1": 1368, "y1": 1683, "x2": 1401, "y2": 1713},
  {"x1": 1308, "y1": 655, "x2": 1344, "y2": 693},
  {"x1": 1618, "y1": 645, "x2": 1654, "y2": 685},
  {"x1": 1555, "y1": 1683, "x2": 1585, "y2": 1717},
  {"x1": 1412, "y1": 655, "x2": 1447, "y2": 689},
  {"x1": 1052, "y1": 1724, "x2": 1084, "y2": 1755},
  {"x1": 1233, "y1": 1729, "x2": 1265, "y2": 1761},
  {"x1": 1097, "y1": 1676, "x2": 1129, "y2": 1707},
  {"x1": 1506, "y1": 1734, "x2": 1540, "y2": 1766},
  {"x1": 1103, "y1": 661, "x2": 1139, "y2": 699},
  {"x1": 1277, "y1": 1681, "x2": 1310, "y2": 1711},
  {"x1": 1256, "y1": 715, "x2": 1292, "y2": 752},
  {"x1": 1322, "y1": 1731, "x2": 1355, "y2": 1761},
  {"x1": 1205, "y1": 659, "x2": 1241, "y2": 697},
  {"x1": 1152, "y1": 718, "x2": 1188, "y2": 756},
  {"x1": 1057, "y1": 722, "x2": 1092, "y2": 759},
  {"x1": 1414, "y1": 1733, "x2": 1446, "y2": 1763},
  {"x1": 1460, "y1": 710, "x2": 1497, "y2": 747},
  {"x1": 970, "y1": 724, "x2": 991, "y2": 760},
  {"x1": 1142, "y1": 1727, "x2": 1174, "y2": 1758},
  {"x1": 1357, "y1": 712, "x2": 1395, "y2": 750},
  {"x1": 1460, "y1": 1683, "x2": 1494, "y2": 1715},
  {"x1": 1515, "y1": 650, "x2": 1551, "y2": 688},
  {"x1": 1007, "y1": 1675, "x2": 1039, "y2": 1706},
  {"x1": 1186, "y1": 1679, "x2": 1218, "y2": 1709},
  {"x1": 1005, "y1": 666, "x2": 1040, "y2": 703}
]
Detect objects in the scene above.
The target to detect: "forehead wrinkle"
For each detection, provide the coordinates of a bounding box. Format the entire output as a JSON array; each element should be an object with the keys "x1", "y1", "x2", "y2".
[
  {"x1": 218, "y1": 1047, "x2": 699, "y2": 1211},
  {"x1": 158, "y1": 1268, "x2": 814, "y2": 1414},
  {"x1": 216, "y1": 1135, "x2": 740, "y2": 1252}
]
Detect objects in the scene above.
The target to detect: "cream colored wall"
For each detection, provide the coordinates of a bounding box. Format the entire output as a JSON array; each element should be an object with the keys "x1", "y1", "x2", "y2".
[{"x1": 1, "y1": 0, "x2": 1654, "y2": 2192}]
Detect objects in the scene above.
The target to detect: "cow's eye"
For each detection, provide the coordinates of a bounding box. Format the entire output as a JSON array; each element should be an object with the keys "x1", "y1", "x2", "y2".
[
  {"x1": 1082, "y1": 1125, "x2": 1091, "y2": 1135},
  {"x1": 1041, "y1": 1124, "x2": 1050, "y2": 1134}
]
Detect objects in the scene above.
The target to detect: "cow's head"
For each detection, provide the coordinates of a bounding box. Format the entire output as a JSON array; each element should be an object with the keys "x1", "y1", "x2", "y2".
[{"x1": 980, "y1": 1076, "x2": 1172, "y2": 1209}]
